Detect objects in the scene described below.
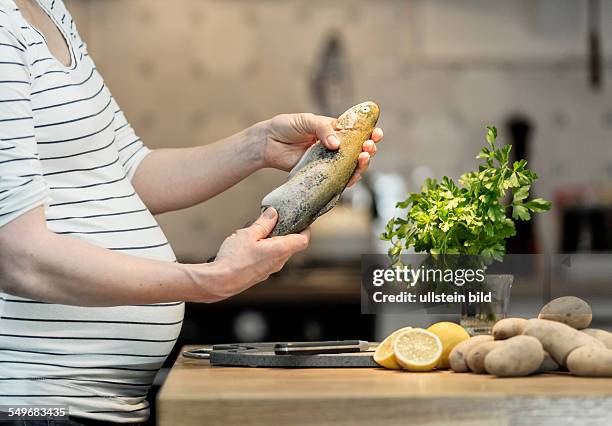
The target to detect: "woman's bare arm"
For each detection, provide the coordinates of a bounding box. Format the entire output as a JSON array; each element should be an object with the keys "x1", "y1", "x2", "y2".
[
  {"x1": 132, "y1": 123, "x2": 267, "y2": 215},
  {"x1": 0, "y1": 206, "x2": 308, "y2": 306},
  {"x1": 131, "y1": 115, "x2": 382, "y2": 215}
]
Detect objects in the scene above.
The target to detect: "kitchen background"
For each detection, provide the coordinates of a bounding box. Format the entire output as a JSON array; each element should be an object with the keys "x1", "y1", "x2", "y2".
[{"x1": 61, "y1": 0, "x2": 611, "y2": 422}]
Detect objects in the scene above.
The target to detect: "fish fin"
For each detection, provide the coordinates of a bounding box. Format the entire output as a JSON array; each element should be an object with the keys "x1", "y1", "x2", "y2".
[
  {"x1": 314, "y1": 192, "x2": 342, "y2": 220},
  {"x1": 288, "y1": 143, "x2": 320, "y2": 180},
  {"x1": 261, "y1": 184, "x2": 284, "y2": 207}
]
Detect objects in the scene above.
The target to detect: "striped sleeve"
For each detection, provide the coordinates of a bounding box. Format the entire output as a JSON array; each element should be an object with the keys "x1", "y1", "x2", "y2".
[
  {"x1": 0, "y1": 26, "x2": 48, "y2": 227},
  {"x1": 110, "y1": 97, "x2": 150, "y2": 181}
]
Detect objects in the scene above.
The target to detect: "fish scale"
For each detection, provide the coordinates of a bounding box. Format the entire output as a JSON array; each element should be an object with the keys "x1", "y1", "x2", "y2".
[{"x1": 261, "y1": 101, "x2": 380, "y2": 237}]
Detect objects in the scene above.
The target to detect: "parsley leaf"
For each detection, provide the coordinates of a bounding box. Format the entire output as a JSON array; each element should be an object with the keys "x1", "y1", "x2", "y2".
[{"x1": 381, "y1": 126, "x2": 552, "y2": 264}]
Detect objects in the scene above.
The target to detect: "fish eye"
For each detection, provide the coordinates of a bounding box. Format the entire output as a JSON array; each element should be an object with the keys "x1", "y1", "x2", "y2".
[{"x1": 361, "y1": 106, "x2": 370, "y2": 113}]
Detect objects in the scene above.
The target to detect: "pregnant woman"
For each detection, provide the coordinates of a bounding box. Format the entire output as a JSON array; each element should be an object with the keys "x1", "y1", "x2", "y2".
[{"x1": 0, "y1": 0, "x2": 383, "y2": 424}]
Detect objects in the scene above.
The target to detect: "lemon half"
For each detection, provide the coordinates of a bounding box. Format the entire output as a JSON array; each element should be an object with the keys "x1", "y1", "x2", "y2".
[
  {"x1": 373, "y1": 326, "x2": 412, "y2": 369},
  {"x1": 393, "y1": 328, "x2": 442, "y2": 372},
  {"x1": 427, "y1": 322, "x2": 470, "y2": 369}
]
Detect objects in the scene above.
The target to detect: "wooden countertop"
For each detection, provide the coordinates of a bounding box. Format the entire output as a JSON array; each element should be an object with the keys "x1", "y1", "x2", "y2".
[{"x1": 157, "y1": 345, "x2": 612, "y2": 426}]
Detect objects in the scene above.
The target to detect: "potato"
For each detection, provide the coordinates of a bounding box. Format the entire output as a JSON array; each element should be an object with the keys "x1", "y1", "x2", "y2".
[
  {"x1": 538, "y1": 296, "x2": 592, "y2": 329},
  {"x1": 449, "y1": 335, "x2": 493, "y2": 373},
  {"x1": 581, "y1": 328, "x2": 612, "y2": 349},
  {"x1": 523, "y1": 318, "x2": 604, "y2": 366},
  {"x1": 466, "y1": 341, "x2": 506, "y2": 374},
  {"x1": 537, "y1": 350, "x2": 559, "y2": 373},
  {"x1": 484, "y1": 335, "x2": 543, "y2": 377},
  {"x1": 492, "y1": 318, "x2": 528, "y2": 340},
  {"x1": 567, "y1": 346, "x2": 612, "y2": 377}
]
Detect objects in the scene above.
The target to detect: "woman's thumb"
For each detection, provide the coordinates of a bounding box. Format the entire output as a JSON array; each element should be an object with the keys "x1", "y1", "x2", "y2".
[{"x1": 248, "y1": 207, "x2": 278, "y2": 239}]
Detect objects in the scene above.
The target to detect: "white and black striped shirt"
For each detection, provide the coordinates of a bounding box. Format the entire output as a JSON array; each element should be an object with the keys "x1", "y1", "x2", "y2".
[{"x1": 0, "y1": 0, "x2": 183, "y2": 422}]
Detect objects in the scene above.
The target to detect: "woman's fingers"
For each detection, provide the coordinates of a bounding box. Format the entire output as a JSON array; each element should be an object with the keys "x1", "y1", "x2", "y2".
[
  {"x1": 346, "y1": 173, "x2": 362, "y2": 188},
  {"x1": 264, "y1": 231, "x2": 310, "y2": 256},
  {"x1": 347, "y1": 128, "x2": 381, "y2": 187},
  {"x1": 357, "y1": 151, "x2": 370, "y2": 170},
  {"x1": 294, "y1": 116, "x2": 381, "y2": 188},
  {"x1": 245, "y1": 207, "x2": 278, "y2": 240},
  {"x1": 372, "y1": 127, "x2": 384, "y2": 143},
  {"x1": 363, "y1": 139, "x2": 377, "y2": 157},
  {"x1": 298, "y1": 113, "x2": 339, "y2": 149},
  {"x1": 347, "y1": 152, "x2": 370, "y2": 188}
]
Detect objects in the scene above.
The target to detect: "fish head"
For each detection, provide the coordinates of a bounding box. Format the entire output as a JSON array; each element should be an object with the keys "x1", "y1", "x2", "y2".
[{"x1": 336, "y1": 101, "x2": 380, "y2": 131}]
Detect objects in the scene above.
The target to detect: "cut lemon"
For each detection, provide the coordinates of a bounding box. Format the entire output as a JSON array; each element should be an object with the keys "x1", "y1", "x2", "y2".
[
  {"x1": 427, "y1": 322, "x2": 470, "y2": 369},
  {"x1": 373, "y1": 326, "x2": 412, "y2": 369},
  {"x1": 393, "y1": 328, "x2": 442, "y2": 372}
]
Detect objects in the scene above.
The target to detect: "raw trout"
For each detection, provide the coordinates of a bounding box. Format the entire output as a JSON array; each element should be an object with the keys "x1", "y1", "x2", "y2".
[{"x1": 261, "y1": 101, "x2": 380, "y2": 237}]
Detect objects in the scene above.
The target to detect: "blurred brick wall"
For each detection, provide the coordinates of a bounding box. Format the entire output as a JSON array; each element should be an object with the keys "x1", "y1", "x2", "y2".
[{"x1": 64, "y1": 0, "x2": 612, "y2": 259}]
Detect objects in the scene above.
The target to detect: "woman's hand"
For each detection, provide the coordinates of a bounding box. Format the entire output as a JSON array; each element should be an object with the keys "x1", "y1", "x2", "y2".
[
  {"x1": 262, "y1": 113, "x2": 384, "y2": 187},
  {"x1": 198, "y1": 207, "x2": 309, "y2": 301}
]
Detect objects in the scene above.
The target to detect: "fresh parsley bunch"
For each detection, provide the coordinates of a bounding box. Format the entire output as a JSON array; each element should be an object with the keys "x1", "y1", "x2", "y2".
[{"x1": 382, "y1": 126, "x2": 551, "y2": 264}]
